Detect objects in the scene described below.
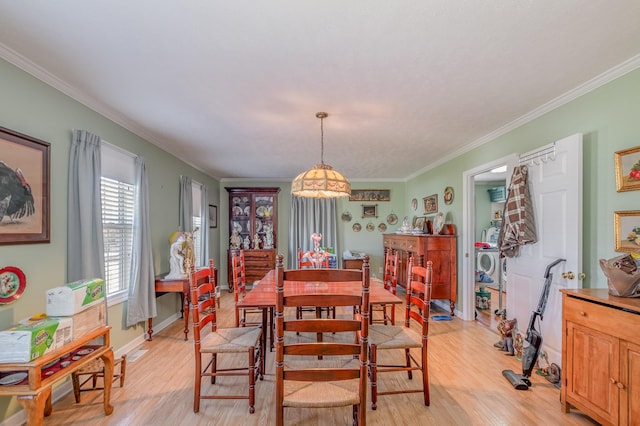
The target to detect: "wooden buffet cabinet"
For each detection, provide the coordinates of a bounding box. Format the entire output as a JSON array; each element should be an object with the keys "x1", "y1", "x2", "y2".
[
  {"x1": 383, "y1": 233, "x2": 457, "y2": 315},
  {"x1": 226, "y1": 187, "x2": 280, "y2": 290},
  {"x1": 561, "y1": 289, "x2": 640, "y2": 425}
]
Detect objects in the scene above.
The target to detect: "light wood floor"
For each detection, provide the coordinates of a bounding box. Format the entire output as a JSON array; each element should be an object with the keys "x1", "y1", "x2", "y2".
[{"x1": 40, "y1": 290, "x2": 598, "y2": 425}]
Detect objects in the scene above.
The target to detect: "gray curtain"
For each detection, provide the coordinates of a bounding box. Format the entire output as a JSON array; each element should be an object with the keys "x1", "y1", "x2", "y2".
[
  {"x1": 198, "y1": 184, "x2": 209, "y2": 266},
  {"x1": 179, "y1": 175, "x2": 193, "y2": 233},
  {"x1": 67, "y1": 130, "x2": 104, "y2": 282},
  {"x1": 126, "y1": 156, "x2": 157, "y2": 326},
  {"x1": 288, "y1": 196, "x2": 338, "y2": 268}
]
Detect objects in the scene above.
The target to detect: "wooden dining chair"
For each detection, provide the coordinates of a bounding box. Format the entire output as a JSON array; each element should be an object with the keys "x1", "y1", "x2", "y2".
[
  {"x1": 296, "y1": 247, "x2": 332, "y2": 319},
  {"x1": 232, "y1": 250, "x2": 264, "y2": 328},
  {"x1": 275, "y1": 254, "x2": 370, "y2": 426},
  {"x1": 368, "y1": 257, "x2": 432, "y2": 410},
  {"x1": 189, "y1": 259, "x2": 264, "y2": 414},
  {"x1": 370, "y1": 248, "x2": 398, "y2": 325}
]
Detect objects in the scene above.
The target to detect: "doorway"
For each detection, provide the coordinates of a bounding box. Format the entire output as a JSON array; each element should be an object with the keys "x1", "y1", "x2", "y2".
[
  {"x1": 473, "y1": 168, "x2": 507, "y2": 330},
  {"x1": 461, "y1": 154, "x2": 517, "y2": 322}
]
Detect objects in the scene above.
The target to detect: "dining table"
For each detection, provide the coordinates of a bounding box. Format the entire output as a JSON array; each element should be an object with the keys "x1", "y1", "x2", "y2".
[{"x1": 236, "y1": 269, "x2": 404, "y2": 351}]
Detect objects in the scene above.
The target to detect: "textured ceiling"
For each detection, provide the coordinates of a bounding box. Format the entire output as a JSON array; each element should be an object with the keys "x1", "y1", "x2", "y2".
[{"x1": 1, "y1": 1, "x2": 640, "y2": 181}]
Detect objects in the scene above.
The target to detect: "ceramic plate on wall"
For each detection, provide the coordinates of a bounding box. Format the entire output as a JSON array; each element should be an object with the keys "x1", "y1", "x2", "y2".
[
  {"x1": 341, "y1": 211, "x2": 352, "y2": 222},
  {"x1": 366, "y1": 222, "x2": 375, "y2": 232},
  {"x1": 0, "y1": 266, "x2": 26, "y2": 304},
  {"x1": 386, "y1": 213, "x2": 398, "y2": 225},
  {"x1": 352, "y1": 223, "x2": 362, "y2": 232},
  {"x1": 378, "y1": 223, "x2": 387, "y2": 232},
  {"x1": 444, "y1": 186, "x2": 454, "y2": 205}
]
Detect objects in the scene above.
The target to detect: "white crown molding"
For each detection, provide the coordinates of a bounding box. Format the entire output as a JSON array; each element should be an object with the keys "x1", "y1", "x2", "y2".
[{"x1": 405, "y1": 53, "x2": 640, "y2": 181}]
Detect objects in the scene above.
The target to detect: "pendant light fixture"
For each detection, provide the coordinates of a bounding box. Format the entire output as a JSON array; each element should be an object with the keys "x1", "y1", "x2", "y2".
[{"x1": 291, "y1": 112, "x2": 351, "y2": 198}]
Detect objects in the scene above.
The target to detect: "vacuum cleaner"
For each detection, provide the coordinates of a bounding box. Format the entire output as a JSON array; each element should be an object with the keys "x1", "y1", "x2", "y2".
[{"x1": 502, "y1": 258, "x2": 565, "y2": 390}]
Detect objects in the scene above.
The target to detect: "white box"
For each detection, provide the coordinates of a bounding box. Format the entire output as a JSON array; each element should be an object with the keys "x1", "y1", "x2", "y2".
[
  {"x1": 46, "y1": 278, "x2": 106, "y2": 316},
  {"x1": 0, "y1": 317, "x2": 73, "y2": 363}
]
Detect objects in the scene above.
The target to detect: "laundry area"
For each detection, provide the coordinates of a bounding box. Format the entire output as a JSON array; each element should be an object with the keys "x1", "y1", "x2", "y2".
[{"x1": 474, "y1": 179, "x2": 508, "y2": 328}]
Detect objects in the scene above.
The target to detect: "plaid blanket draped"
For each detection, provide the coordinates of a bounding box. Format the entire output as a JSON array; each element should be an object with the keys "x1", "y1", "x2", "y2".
[{"x1": 498, "y1": 165, "x2": 537, "y2": 258}]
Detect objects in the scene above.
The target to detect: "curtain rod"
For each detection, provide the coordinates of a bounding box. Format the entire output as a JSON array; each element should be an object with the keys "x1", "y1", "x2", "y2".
[
  {"x1": 102, "y1": 140, "x2": 137, "y2": 159},
  {"x1": 519, "y1": 142, "x2": 556, "y2": 165}
]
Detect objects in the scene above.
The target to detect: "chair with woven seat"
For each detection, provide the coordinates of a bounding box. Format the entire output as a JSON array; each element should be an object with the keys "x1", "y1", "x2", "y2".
[
  {"x1": 275, "y1": 253, "x2": 370, "y2": 426},
  {"x1": 190, "y1": 259, "x2": 264, "y2": 414},
  {"x1": 370, "y1": 248, "x2": 398, "y2": 325},
  {"x1": 296, "y1": 247, "x2": 332, "y2": 319},
  {"x1": 71, "y1": 354, "x2": 126, "y2": 403},
  {"x1": 232, "y1": 250, "x2": 264, "y2": 328},
  {"x1": 368, "y1": 257, "x2": 432, "y2": 410}
]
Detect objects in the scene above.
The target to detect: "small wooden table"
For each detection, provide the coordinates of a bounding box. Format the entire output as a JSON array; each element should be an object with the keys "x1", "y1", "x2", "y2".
[
  {"x1": 237, "y1": 270, "x2": 403, "y2": 351},
  {"x1": 150, "y1": 274, "x2": 190, "y2": 341},
  {"x1": 0, "y1": 326, "x2": 113, "y2": 426},
  {"x1": 150, "y1": 269, "x2": 218, "y2": 341}
]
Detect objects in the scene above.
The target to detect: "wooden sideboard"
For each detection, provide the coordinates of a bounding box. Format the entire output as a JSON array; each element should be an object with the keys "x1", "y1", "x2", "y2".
[
  {"x1": 0, "y1": 326, "x2": 113, "y2": 425},
  {"x1": 561, "y1": 289, "x2": 640, "y2": 425},
  {"x1": 383, "y1": 233, "x2": 457, "y2": 315}
]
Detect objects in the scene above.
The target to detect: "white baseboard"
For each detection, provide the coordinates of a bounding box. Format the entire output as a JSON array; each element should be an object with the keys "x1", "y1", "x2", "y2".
[{"x1": 0, "y1": 312, "x2": 180, "y2": 426}]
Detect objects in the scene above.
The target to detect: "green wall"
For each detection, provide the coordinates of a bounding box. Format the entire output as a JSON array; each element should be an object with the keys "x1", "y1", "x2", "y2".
[
  {"x1": 406, "y1": 68, "x2": 640, "y2": 310},
  {"x1": 0, "y1": 58, "x2": 221, "y2": 418}
]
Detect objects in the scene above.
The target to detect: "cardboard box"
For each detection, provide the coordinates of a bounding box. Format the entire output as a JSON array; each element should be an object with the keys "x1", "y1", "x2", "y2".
[
  {"x1": 66, "y1": 302, "x2": 107, "y2": 339},
  {"x1": 46, "y1": 278, "x2": 106, "y2": 316},
  {"x1": 0, "y1": 317, "x2": 73, "y2": 363}
]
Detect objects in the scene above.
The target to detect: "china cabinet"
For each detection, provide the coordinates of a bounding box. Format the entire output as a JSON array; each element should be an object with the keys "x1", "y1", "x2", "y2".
[
  {"x1": 561, "y1": 289, "x2": 640, "y2": 425},
  {"x1": 225, "y1": 187, "x2": 280, "y2": 290}
]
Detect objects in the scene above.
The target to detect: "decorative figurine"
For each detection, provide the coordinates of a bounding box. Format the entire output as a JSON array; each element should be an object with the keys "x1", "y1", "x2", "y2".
[
  {"x1": 166, "y1": 232, "x2": 186, "y2": 279},
  {"x1": 263, "y1": 223, "x2": 273, "y2": 249},
  {"x1": 230, "y1": 228, "x2": 241, "y2": 249},
  {"x1": 243, "y1": 236, "x2": 250, "y2": 250},
  {"x1": 253, "y1": 232, "x2": 260, "y2": 249}
]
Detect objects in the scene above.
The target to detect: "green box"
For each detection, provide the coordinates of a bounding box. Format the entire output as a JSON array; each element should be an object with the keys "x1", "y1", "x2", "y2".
[
  {"x1": 475, "y1": 290, "x2": 491, "y2": 310},
  {"x1": 0, "y1": 317, "x2": 73, "y2": 362}
]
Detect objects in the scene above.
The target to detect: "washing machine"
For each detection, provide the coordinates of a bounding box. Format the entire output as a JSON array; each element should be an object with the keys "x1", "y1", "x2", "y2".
[{"x1": 476, "y1": 249, "x2": 500, "y2": 286}]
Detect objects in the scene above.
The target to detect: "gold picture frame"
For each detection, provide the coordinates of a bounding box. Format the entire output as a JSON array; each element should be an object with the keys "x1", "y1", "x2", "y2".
[
  {"x1": 349, "y1": 189, "x2": 390, "y2": 201},
  {"x1": 614, "y1": 210, "x2": 640, "y2": 252},
  {"x1": 423, "y1": 194, "x2": 438, "y2": 214},
  {"x1": 614, "y1": 145, "x2": 640, "y2": 192}
]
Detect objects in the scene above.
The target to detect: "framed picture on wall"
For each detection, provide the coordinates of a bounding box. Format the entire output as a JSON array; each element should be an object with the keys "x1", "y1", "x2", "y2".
[
  {"x1": 614, "y1": 210, "x2": 640, "y2": 252},
  {"x1": 614, "y1": 145, "x2": 640, "y2": 192},
  {"x1": 349, "y1": 189, "x2": 390, "y2": 201},
  {"x1": 361, "y1": 204, "x2": 378, "y2": 218},
  {"x1": 0, "y1": 126, "x2": 50, "y2": 245},
  {"x1": 209, "y1": 205, "x2": 217, "y2": 228},
  {"x1": 423, "y1": 194, "x2": 438, "y2": 214}
]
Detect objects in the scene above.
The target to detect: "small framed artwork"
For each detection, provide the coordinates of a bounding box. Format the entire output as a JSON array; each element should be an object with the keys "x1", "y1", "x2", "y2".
[
  {"x1": 349, "y1": 189, "x2": 390, "y2": 202},
  {"x1": 208, "y1": 205, "x2": 217, "y2": 228},
  {"x1": 615, "y1": 145, "x2": 640, "y2": 192},
  {"x1": 361, "y1": 204, "x2": 378, "y2": 219},
  {"x1": 423, "y1": 194, "x2": 438, "y2": 214},
  {"x1": 614, "y1": 210, "x2": 640, "y2": 252},
  {"x1": 444, "y1": 186, "x2": 454, "y2": 205},
  {"x1": 0, "y1": 126, "x2": 50, "y2": 245},
  {"x1": 413, "y1": 216, "x2": 426, "y2": 231}
]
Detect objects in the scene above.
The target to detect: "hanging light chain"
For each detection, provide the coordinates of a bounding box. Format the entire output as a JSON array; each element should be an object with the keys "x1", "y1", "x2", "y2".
[{"x1": 316, "y1": 112, "x2": 328, "y2": 165}]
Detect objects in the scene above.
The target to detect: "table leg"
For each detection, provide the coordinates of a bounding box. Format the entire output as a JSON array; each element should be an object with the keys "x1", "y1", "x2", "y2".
[
  {"x1": 183, "y1": 291, "x2": 190, "y2": 340},
  {"x1": 17, "y1": 385, "x2": 51, "y2": 425},
  {"x1": 261, "y1": 308, "x2": 268, "y2": 354},
  {"x1": 100, "y1": 349, "x2": 115, "y2": 415},
  {"x1": 147, "y1": 317, "x2": 154, "y2": 341}
]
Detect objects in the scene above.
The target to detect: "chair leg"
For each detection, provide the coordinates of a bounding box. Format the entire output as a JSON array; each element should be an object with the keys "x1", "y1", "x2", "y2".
[
  {"x1": 248, "y1": 347, "x2": 256, "y2": 414},
  {"x1": 194, "y1": 354, "x2": 202, "y2": 413},
  {"x1": 390, "y1": 305, "x2": 395, "y2": 325},
  {"x1": 118, "y1": 355, "x2": 127, "y2": 387},
  {"x1": 422, "y1": 344, "x2": 430, "y2": 406},
  {"x1": 370, "y1": 344, "x2": 378, "y2": 410},
  {"x1": 211, "y1": 354, "x2": 217, "y2": 384},
  {"x1": 71, "y1": 373, "x2": 81, "y2": 403},
  {"x1": 406, "y1": 348, "x2": 413, "y2": 380}
]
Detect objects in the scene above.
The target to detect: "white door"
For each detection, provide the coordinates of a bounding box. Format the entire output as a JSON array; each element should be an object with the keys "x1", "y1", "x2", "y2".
[{"x1": 507, "y1": 133, "x2": 583, "y2": 366}]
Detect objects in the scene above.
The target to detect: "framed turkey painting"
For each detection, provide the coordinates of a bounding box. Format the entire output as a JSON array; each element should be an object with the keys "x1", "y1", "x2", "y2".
[{"x1": 0, "y1": 126, "x2": 50, "y2": 245}]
